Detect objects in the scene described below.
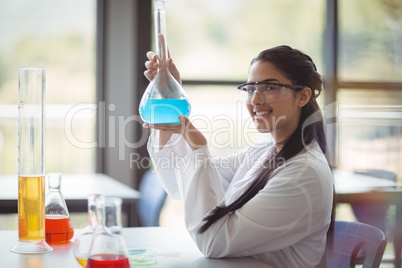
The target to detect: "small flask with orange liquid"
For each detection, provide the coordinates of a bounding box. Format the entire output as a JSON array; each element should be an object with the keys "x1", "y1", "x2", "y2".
[{"x1": 44, "y1": 173, "x2": 74, "y2": 244}]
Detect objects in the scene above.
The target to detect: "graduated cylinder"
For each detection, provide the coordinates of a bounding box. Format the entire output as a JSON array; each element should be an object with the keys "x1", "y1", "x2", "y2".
[{"x1": 10, "y1": 67, "x2": 52, "y2": 254}]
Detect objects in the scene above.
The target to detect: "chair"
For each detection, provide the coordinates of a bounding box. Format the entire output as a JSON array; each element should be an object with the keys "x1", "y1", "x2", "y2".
[
  {"x1": 323, "y1": 221, "x2": 387, "y2": 268},
  {"x1": 138, "y1": 170, "x2": 167, "y2": 227},
  {"x1": 351, "y1": 169, "x2": 397, "y2": 233}
]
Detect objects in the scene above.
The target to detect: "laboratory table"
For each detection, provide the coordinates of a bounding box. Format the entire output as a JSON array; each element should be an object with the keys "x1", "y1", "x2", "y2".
[
  {"x1": 0, "y1": 174, "x2": 141, "y2": 226},
  {"x1": 0, "y1": 227, "x2": 269, "y2": 268}
]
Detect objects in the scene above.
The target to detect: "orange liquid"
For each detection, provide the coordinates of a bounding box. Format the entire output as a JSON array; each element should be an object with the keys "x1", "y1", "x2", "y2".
[
  {"x1": 45, "y1": 215, "x2": 74, "y2": 243},
  {"x1": 18, "y1": 176, "x2": 45, "y2": 241}
]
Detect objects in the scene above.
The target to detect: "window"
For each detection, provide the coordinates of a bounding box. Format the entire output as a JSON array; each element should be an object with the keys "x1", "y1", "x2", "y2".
[
  {"x1": 0, "y1": 0, "x2": 96, "y2": 174},
  {"x1": 337, "y1": 0, "x2": 402, "y2": 177},
  {"x1": 339, "y1": 0, "x2": 402, "y2": 82},
  {"x1": 163, "y1": 0, "x2": 325, "y2": 156}
]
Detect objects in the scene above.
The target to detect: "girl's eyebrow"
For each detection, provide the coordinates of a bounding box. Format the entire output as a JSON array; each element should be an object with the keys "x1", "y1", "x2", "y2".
[
  {"x1": 245, "y1": 78, "x2": 281, "y2": 84},
  {"x1": 259, "y1": 78, "x2": 280, "y2": 83}
]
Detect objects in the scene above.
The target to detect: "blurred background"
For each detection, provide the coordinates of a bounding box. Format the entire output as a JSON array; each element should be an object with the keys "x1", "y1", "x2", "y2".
[{"x1": 0, "y1": 0, "x2": 401, "y2": 263}]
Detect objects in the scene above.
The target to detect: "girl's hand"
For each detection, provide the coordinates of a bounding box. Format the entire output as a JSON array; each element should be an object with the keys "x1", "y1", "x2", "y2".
[
  {"x1": 143, "y1": 116, "x2": 207, "y2": 151},
  {"x1": 144, "y1": 51, "x2": 182, "y2": 84}
]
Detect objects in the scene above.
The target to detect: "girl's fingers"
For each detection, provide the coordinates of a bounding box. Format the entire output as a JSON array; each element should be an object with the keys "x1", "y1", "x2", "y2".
[
  {"x1": 144, "y1": 51, "x2": 160, "y2": 81},
  {"x1": 142, "y1": 119, "x2": 186, "y2": 134},
  {"x1": 145, "y1": 60, "x2": 157, "y2": 70},
  {"x1": 178, "y1": 116, "x2": 188, "y2": 122},
  {"x1": 146, "y1": 51, "x2": 158, "y2": 61},
  {"x1": 144, "y1": 58, "x2": 158, "y2": 81},
  {"x1": 153, "y1": 125, "x2": 182, "y2": 132},
  {"x1": 144, "y1": 70, "x2": 156, "y2": 81},
  {"x1": 179, "y1": 116, "x2": 195, "y2": 129},
  {"x1": 144, "y1": 123, "x2": 181, "y2": 130}
]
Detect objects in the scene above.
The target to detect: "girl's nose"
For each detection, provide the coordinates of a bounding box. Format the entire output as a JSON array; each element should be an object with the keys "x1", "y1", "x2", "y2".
[{"x1": 250, "y1": 90, "x2": 265, "y2": 105}]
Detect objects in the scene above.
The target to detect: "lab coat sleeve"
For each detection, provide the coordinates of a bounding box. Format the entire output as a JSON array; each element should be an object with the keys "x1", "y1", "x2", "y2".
[
  {"x1": 147, "y1": 130, "x2": 247, "y2": 198},
  {"x1": 147, "y1": 130, "x2": 192, "y2": 199}
]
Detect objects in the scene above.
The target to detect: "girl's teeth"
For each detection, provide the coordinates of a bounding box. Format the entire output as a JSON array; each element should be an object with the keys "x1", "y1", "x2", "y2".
[{"x1": 256, "y1": 111, "x2": 270, "y2": 116}]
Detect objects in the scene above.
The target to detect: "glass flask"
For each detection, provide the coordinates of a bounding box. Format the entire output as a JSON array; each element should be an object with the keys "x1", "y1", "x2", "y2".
[
  {"x1": 10, "y1": 67, "x2": 53, "y2": 254},
  {"x1": 86, "y1": 196, "x2": 130, "y2": 268},
  {"x1": 139, "y1": 0, "x2": 191, "y2": 124},
  {"x1": 44, "y1": 173, "x2": 74, "y2": 244},
  {"x1": 73, "y1": 194, "x2": 103, "y2": 267}
]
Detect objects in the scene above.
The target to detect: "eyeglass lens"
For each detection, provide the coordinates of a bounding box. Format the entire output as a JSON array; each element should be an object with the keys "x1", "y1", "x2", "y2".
[{"x1": 241, "y1": 84, "x2": 291, "y2": 103}]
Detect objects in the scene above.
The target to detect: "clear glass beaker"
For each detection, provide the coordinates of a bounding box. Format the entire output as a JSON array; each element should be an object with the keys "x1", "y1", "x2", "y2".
[
  {"x1": 45, "y1": 173, "x2": 74, "y2": 244},
  {"x1": 139, "y1": 0, "x2": 191, "y2": 124},
  {"x1": 73, "y1": 194, "x2": 103, "y2": 267},
  {"x1": 86, "y1": 196, "x2": 130, "y2": 268},
  {"x1": 10, "y1": 67, "x2": 53, "y2": 254}
]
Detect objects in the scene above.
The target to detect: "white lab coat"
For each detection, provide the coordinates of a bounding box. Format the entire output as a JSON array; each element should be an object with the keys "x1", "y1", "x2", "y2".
[{"x1": 147, "y1": 131, "x2": 333, "y2": 268}]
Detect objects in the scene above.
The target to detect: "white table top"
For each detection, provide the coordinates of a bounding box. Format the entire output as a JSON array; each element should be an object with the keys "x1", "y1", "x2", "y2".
[
  {"x1": 0, "y1": 227, "x2": 269, "y2": 268},
  {"x1": 0, "y1": 173, "x2": 141, "y2": 200},
  {"x1": 333, "y1": 169, "x2": 397, "y2": 193}
]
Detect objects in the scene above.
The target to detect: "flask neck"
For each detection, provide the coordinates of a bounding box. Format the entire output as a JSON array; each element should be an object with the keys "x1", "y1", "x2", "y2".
[
  {"x1": 105, "y1": 198, "x2": 123, "y2": 230},
  {"x1": 87, "y1": 194, "x2": 105, "y2": 228},
  {"x1": 154, "y1": 0, "x2": 168, "y2": 61},
  {"x1": 88, "y1": 208, "x2": 97, "y2": 227},
  {"x1": 48, "y1": 172, "x2": 62, "y2": 190}
]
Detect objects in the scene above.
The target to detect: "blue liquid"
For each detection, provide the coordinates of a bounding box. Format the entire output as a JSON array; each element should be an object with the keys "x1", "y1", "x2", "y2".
[{"x1": 139, "y1": 99, "x2": 191, "y2": 124}]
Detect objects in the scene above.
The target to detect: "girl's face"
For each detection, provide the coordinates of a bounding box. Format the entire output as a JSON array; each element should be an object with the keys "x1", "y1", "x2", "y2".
[{"x1": 245, "y1": 60, "x2": 306, "y2": 143}]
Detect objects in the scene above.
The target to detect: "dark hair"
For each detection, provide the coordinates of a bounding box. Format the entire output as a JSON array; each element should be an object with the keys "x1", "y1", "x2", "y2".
[{"x1": 198, "y1": 46, "x2": 335, "y2": 244}]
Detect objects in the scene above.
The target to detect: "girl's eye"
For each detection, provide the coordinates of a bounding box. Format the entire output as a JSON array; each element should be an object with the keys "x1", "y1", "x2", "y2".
[
  {"x1": 265, "y1": 85, "x2": 280, "y2": 91},
  {"x1": 246, "y1": 87, "x2": 256, "y2": 95}
]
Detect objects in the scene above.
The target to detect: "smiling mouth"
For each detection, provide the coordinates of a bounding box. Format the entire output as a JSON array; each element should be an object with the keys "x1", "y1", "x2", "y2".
[
  {"x1": 255, "y1": 111, "x2": 272, "y2": 116},
  {"x1": 253, "y1": 108, "x2": 273, "y2": 118}
]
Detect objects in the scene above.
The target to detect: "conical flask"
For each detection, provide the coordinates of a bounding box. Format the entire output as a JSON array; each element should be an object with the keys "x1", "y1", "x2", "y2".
[
  {"x1": 44, "y1": 173, "x2": 74, "y2": 244},
  {"x1": 73, "y1": 194, "x2": 103, "y2": 267},
  {"x1": 86, "y1": 196, "x2": 130, "y2": 268},
  {"x1": 139, "y1": 0, "x2": 191, "y2": 124}
]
